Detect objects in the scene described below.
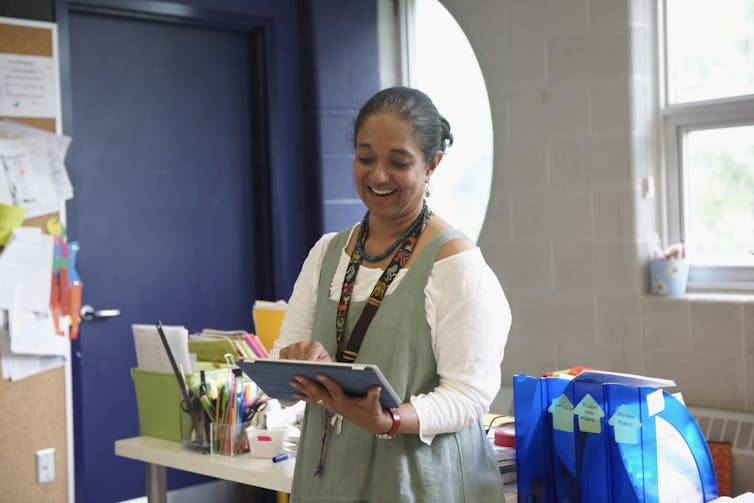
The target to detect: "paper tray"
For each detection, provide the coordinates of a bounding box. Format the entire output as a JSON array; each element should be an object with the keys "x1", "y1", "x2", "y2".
[{"x1": 131, "y1": 368, "x2": 183, "y2": 442}]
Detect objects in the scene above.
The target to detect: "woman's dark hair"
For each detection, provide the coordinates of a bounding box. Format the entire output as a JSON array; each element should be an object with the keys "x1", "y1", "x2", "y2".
[{"x1": 353, "y1": 87, "x2": 454, "y2": 164}]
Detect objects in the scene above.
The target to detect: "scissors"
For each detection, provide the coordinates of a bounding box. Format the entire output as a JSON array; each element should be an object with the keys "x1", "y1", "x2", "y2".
[
  {"x1": 200, "y1": 370, "x2": 207, "y2": 395},
  {"x1": 180, "y1": 394, "x2": 209, "y2": 448},
  {"x1": 243, "y1": 400, "x2": 269, "y2": 424}
]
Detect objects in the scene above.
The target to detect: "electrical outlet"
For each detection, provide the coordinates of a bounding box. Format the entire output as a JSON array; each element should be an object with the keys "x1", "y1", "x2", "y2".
[{"x1": 35, "y1": 448, "x2": 55, "y2": 484}]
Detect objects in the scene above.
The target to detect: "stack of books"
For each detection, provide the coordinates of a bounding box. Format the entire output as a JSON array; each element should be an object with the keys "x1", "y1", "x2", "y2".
[
  {"x1": 189, "y1": 329, "x2": 269, "y2": 364},
  {"x1": 492, "y1": 441, "x2": 517, "y2": 495},
  {"x1": 485, "y1": 414, "x2": 517, "y2": 497}
]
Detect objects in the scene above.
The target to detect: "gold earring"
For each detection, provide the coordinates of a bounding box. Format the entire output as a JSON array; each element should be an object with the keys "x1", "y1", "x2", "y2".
[{"x1": 424, "y1": 182, "x2": 431, "y2": 198}]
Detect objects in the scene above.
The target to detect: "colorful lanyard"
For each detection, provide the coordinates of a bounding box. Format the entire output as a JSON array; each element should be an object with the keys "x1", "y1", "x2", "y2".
[{"x1": 335, "y1": 202, "x2": 431, "y2": 363}]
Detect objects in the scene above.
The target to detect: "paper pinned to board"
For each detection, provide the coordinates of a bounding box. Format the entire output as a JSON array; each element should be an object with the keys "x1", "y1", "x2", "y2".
[
  {"x1": 0, "y1": 54, "x2": 59, "y2": 118},
  {"x1": 8, "y1": 308, "x2": 67, "y2": 356},
  {"x1": 132, "y1": 324, "x2": 193, "y2": 374},
  {"x1": 0, "y1": 120, "x2": 73, "y2": 217},
  {"x1": 0, "y1": 310, "x2": 65, "y2": 381},
  {"x1": 0, "y1": 227, "x2": 53, "y2": 312}
]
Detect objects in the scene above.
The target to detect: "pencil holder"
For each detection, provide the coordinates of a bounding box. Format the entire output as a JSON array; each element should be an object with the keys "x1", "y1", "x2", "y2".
[
  {"x1": 211, "y1": 421, "x2": 251, "y2": 457},
  {"x1": 649, "y1": 258, "x2": 689, "y2": 296},
  {"x1": 179, "y1": 406, "x2": 211, "y2": 454}
]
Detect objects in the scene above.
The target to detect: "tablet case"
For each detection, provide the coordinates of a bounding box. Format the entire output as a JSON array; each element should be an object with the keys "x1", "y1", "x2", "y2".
[{"x1": 237, "y1": 358, "x2": 401, "y2": 409}]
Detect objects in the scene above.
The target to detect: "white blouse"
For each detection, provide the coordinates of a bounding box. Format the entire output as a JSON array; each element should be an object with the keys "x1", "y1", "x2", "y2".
[{"x1": 270, "y1": 227, "x2": 511, "y2": 445}]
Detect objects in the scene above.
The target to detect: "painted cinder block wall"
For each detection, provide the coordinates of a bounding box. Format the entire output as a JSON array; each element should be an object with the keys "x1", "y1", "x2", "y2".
[
  {"x1": 306, "y1": 1, "x2": 380, "y2": 233},
  {"x1": 439, "y1": 0, "x2": 753, "y2": 416}
]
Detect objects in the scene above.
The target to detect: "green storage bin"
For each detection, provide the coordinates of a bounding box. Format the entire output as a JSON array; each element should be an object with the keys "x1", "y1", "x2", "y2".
[
  {"x1": 131, "y1": 368, "x2": 184, "y2": 442},
  {"x1": 130, "y1": 364, "x2": 236, "y2": 442}
]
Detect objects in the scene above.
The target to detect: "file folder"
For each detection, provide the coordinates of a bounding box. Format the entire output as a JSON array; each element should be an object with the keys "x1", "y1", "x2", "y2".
[{"x1": 513, "y1": 372, "x2": 718, "y2": 503}]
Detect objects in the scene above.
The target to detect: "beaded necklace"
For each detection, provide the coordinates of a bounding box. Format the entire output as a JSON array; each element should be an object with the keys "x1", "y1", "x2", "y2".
[
  {"x1": 313, "y1": 200, "x2": 432, "y2": 477},
  {"x1": 355, "y1": 200, "x2": 428, "y2": 263}
]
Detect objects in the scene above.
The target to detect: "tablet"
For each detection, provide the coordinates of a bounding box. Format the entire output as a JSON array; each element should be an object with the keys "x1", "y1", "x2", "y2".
[{"x1": 237, "y1": 357, "x2": 402, "y2": 409}]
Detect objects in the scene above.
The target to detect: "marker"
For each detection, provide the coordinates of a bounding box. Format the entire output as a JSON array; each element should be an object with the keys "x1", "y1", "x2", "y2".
[{"x1": 272, "y1": 453, "x2": 289, "y2": 463}]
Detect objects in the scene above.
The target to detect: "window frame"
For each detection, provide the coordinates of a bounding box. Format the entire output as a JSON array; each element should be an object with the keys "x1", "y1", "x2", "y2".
[{"x1": 660, "y1": 1, "x2": 754, "y2": 292}]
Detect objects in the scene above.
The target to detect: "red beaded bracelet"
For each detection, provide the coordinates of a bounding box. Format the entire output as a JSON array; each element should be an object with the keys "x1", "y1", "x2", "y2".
[{"x1": 376, "y1": 408, "x2": 400, "y2": 439}]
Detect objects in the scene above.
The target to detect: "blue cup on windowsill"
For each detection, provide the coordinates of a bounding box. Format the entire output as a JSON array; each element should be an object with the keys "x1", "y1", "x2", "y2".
[{"x1": 650, "y1": 258, "x2": 689, "y2": 296}]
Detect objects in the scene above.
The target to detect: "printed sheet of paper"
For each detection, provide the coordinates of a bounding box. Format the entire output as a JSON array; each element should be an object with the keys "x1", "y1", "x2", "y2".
[
  {"x1": 0, "y1": 121, "x2": 73, "y2": 199},
  {"x1": 0, "y1": 227, "x2": 53, "y2": 312},
  {"x1": 132, "y1": 324, "x2": 193, "y2": 374},
  {"x1": 8, "y1": 308, "x2": 67, "y2": 356},
  {"x1": 0, "y1": 121, "x2": 73, "y2": 217},
  {"x1": 0, "y1": 54, "x2": 59, "y2": 118},
  {"x1": 0, "y1": 310, "x2": 65, "y2": 381}
]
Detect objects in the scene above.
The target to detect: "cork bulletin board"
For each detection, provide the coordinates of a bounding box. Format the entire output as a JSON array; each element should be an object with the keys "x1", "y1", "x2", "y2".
[{"x1": 0, "y1": 16, "x2": 68, "y2": 503}]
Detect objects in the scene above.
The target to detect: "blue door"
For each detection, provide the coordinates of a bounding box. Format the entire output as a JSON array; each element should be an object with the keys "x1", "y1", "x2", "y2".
[{"x1": 62, "y1": 3, "x2": 308, "y2": 501}]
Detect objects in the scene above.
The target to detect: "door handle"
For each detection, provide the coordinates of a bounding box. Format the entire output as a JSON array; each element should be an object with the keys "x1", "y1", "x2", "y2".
[{"x1": 80, "y1": 305, "x2": 121, "y2": 322}]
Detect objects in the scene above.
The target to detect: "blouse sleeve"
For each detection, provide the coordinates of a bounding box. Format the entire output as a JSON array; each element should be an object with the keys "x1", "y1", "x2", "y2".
[
  {"x1": 268, "y1": 233, "x2": 337, "y2": 359},
  {"x1": 409, "y1": 248, "x2": 511, "y2": 444}
]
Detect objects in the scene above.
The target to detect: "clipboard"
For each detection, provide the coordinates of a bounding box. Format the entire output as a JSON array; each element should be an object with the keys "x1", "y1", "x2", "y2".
[{"x1": 236, "y1": 357, "x2": 402, "y2": 409}]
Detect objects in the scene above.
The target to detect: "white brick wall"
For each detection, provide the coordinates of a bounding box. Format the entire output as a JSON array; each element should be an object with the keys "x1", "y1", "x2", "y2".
[{"x1": 445, "y1": 0, "x2": 754, "y2": 419}]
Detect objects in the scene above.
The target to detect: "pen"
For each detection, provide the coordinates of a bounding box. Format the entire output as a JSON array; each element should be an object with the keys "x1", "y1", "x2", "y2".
[{"x1": 272, "y1": 453, "x2": 289, "y2": 463}]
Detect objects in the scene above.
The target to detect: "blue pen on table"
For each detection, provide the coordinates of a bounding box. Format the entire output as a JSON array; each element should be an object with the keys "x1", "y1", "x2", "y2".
[{"x1": 272, "y1": 453, "x2": 289, "y2": 463}]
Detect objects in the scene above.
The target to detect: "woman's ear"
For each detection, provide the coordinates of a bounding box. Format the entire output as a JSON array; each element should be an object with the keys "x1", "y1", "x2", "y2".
[{"x1": 426, "y1": 151, "x2": 443, "y2": 181}]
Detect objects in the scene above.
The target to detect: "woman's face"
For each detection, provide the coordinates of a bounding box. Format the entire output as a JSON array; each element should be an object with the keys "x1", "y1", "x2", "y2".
[{"x1": 353, "y1": 112, "x2": 439, "y2": 224}]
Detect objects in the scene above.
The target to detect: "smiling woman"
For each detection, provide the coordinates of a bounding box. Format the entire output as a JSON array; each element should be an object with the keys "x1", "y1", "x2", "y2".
[{"x1": 270, "y1": 87, "x2": 511, "y2": 502}]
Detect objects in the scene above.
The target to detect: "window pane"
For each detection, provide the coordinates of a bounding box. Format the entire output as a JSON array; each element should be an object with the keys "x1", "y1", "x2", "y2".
[
  {"x1": 685, "y1": 125, "x2": 754, "y2": 266},
  {"x1": 412, "y1": 0, "x2": 493, "y2": 242},
  {"x1": 666, "y1": 0, "x2": 754, "y2": 103}
]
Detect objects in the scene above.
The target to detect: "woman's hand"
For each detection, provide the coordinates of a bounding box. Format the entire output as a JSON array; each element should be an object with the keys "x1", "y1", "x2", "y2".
[
  {"x1": 289, "y1": 374, "x2": 394, "y2": 434},
  {"x1": 278, "y1": 341, "x2": 332, "y2": 361}
]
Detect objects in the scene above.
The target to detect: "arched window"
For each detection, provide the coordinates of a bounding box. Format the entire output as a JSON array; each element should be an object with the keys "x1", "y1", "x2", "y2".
[{"x1": 395, "y1": 0, "x2": 494, "y2": 242}]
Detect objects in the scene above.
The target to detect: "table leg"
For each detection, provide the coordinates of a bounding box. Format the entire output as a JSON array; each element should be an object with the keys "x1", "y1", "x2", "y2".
[{"x1": 145, "y1": 462, "x2": 167, "y2": 503}]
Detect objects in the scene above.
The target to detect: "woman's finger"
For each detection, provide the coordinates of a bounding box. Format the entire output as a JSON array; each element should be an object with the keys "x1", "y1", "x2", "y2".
[
  {"x1": 315, "y1": 374, "x2": 343, "y2": 400},
  {"x1": 291, "y1": 375, "x2": 331, "y2": 404},
  {"x1": 304, "y1": 343, "x2": 329, "y2": 361}
]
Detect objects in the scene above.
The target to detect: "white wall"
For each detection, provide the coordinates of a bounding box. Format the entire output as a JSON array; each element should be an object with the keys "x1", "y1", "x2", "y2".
[{"x1": 440, "y1": 0, "x2": 754, "y2": 416}]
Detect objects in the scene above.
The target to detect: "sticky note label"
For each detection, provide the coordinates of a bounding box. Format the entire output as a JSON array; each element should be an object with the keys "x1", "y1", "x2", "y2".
[
  {"x1": 548, "y1": 394, "x2": 574, "y2": 432},
  {"x1": 646, "y1": 388, "x2": 665, "y2": 416},
  {"x1": 608, "y1": 404, "x2": 642, "y2": 444},
  {"x1": 0, "y1": 203, "x2": 27, "y2": 246},
  {"x1": 574, "y1": 394, "x2": 605, "y2": 434}
]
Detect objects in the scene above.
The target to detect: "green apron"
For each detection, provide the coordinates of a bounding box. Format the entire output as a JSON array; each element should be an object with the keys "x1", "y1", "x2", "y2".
[{"x1": 290, "y1": 228, "x2": 503, "y2": 502}]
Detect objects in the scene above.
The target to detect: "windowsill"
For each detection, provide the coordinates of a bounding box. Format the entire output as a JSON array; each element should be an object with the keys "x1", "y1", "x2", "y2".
[{"x1": 643, "y1": 291, "x2": 754, "y2": 304}]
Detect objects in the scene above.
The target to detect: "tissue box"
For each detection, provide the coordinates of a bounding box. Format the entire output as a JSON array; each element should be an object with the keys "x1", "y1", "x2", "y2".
[{"x1": 246, "y1": 427, "x2": 286, "y2": 458}]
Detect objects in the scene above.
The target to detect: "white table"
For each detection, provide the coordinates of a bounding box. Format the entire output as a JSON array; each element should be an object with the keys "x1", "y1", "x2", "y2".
[
  {"x1": 115, "y1": 436, "x2": 294, "y2": 502},
  {"x1": 115, "y1": 436, "x2": 517, "y2": 502}
]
